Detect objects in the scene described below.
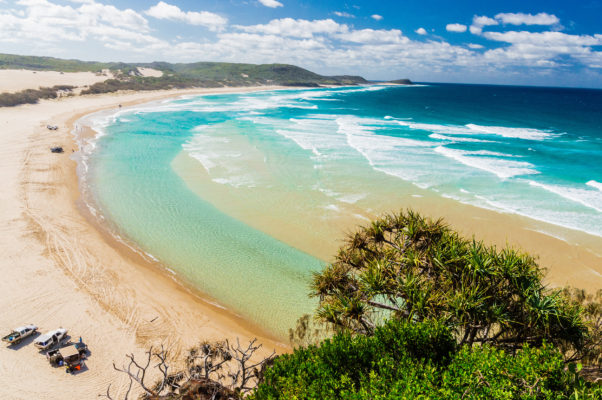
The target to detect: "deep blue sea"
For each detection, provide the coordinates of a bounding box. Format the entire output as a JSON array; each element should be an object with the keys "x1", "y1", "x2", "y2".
[{"x1": 80, "y1": 83, "x2": 602, "y2": 338}]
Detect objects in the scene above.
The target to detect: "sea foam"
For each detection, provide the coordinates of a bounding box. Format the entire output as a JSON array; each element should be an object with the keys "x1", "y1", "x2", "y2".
[
  {"x1": 395, "y1": 120, "x2": 554, "y2": 141},
  {"x1": 434, "y1": 147, "x2": 539, "y2": 179},
  {"x1": 586, "y1": 180, "x2": 602, "y2": 192},
  {"x1": 528, "y1": 181, "x2": 602, "y2": 213}
]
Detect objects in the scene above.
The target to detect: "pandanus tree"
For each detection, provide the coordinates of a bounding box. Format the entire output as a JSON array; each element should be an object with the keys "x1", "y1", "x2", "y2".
[{"x1": 311, "y1": 210, "x2": 587, "y2": 353}]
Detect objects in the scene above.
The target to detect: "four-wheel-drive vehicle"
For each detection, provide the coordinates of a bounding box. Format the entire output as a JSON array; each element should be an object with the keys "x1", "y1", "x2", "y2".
[
  {"x1": 34, "y1": 328, "x2": 68, "y2": 351},
  {"x1": 5, "y1": 324, "x2": 90, "y2": 373},
  {"x1": 2, "y1": 325, "x2": 38, "y2": 345},
  {"x1": 47, "y1": 343, "x2": 87, "y2": 368},
  {"x1": 62, "y1": 345, "x2": 86, "y2": 374}
]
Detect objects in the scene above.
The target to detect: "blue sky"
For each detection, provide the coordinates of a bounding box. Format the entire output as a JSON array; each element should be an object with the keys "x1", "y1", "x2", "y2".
[{"x1": 1, "y1": 0, "x2": 601, "y2": 87}]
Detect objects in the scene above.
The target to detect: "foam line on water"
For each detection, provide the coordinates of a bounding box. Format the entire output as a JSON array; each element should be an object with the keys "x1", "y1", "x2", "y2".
[
  {"x1": 121, "y1": 86, "x2": 389, "y2": 115},
  {"x1": 586, "y1": 180, "x2": 602, "y2": 192},
  {"x1": 528, "y1": 181, "x2": 602, "y2": 213},
  {"x1": 429, "y1": 133, "x2": 494, "y2": 143},
  {"x1": 182, "y1": 126, "x2": 261, "y2": 188},
  {"x1": 337, "y1": 116, "x2": 438, "y2": 186},
  {"x1": 434, "y1": 146, "x2": 539, "y2": 179},
  {"x1": 395, "y1": 120, "x2": 554, "y2": 141},
  {"x1": 465, "y1": 124, "x2": 555, "y2": 140}
]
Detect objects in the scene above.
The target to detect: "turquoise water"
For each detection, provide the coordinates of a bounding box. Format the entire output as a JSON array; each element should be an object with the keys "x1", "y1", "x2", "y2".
[{"x1": 82, "y1": 84, "x2": 602, "y2": 338}]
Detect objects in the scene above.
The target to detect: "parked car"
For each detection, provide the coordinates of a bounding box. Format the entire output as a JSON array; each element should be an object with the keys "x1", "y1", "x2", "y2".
[
  {"x1": 47, "y1": 342, "x2": 85, "y2": 363},
  {"x1": 2, "y1": 325, "x2": 37, "y2": 345},
  {"x1": 34, "y1": 328, "x2": 67, "y2": 351}
]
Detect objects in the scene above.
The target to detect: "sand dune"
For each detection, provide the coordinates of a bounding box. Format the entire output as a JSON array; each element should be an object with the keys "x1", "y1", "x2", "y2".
[
  {"x1": 0, "y1": 69, "x2": 111, "y2": 93},
  {"x1": 137, "y1": 67, "x2": 163, "y2": 78}
]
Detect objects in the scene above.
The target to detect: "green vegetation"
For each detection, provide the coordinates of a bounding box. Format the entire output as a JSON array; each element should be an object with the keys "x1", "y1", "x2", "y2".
[
  {"x1": 252, "y1": 319, "x2": 601, "y2": 399},
  {"x1": 0, "y1": 53, "x2": 368, "y2": 98},
  {"x1": 0, "y1": 85, "x2": 74, "y2": 107},
  {"x1": 388, "y1": 78, "x2": 414, "y2": 85},
  {"x1": 153, "y1": 62, "x2": 367, "y2": 86},
  {"x1": 81, "y1": 62, "x2": 366, "y2": 94},
  {"x1": 0, "y1": 53, "x2": 112, "y2": 73},
  {"x1": 310, "y1": 211, "x2": 590, "y2": 358},
  {"x1": 252, "y1": 210, "x2": 601, "y2": 399},
  {"x1": 107, "y1": 210, "x2": 601, "y2": 399},
  {"x1": 80, "y1": 76, "x2": 221, "y2": 95}
]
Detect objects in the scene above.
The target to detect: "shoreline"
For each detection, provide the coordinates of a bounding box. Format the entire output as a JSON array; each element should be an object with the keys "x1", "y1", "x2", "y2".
[
  {"x1": 0, "y1": 86, "x2": 291, "y2": 399},
  {"x1": 78, "y1": 86, "x2": 602, "y2": 310},
  {"x1": 1, "y1": 84, "x2": 601, "y2": 398},
  {"x1": 71, "y1": 88, "x2": 300, "y2": 344},
  {"x1": 66, "y1": 87, "x2": 298, "y2": 348}
]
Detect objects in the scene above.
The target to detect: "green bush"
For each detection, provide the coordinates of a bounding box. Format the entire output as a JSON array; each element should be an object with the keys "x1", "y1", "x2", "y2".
[
  {"x1": 251, "y1": 319, "x2": 601, "y2": 400},
  {"x1": 312, "y1": 210, "x2": 587, "y2": 355},
  {"x1": 0, "y1": 85, "x2": 73, "y2": 107}
]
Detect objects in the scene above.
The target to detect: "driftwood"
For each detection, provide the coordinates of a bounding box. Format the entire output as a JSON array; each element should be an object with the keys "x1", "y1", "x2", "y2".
[{"x1": 101, "y1": 339, "x2": 276, "y2": 400}]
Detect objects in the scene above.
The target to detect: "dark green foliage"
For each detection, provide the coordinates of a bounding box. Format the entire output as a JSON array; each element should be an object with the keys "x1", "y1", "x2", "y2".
[
  {"x1": 0, "y1": 53, "x2": 367, "y2": 94},
  {"x1": 388, "y1": 79, "x2": 414, "y2": 85},
  {"x1": 251, "y1": 320, "x2": 601, "y2": 400},
  {"x1": 311, "y1": 210, "x2": 587, "y2": 357},
  {"x1": 155, "y1": 62, "x2": 366, "y2": 86},
  {"x1": 0, "y1": 53, "x2": 112, "y2": 72},
  {"x1": 0, "y1": 85, "x2": 74, "y2": 107},
  {"x1": 562, "y1": 288, "x2": 602, "y2": 368},
  {"x1": 80, "y1": 76, "x2": 221, "y2": 95},
  {"x1": 253, "y1": 319, "x2": 454, "y2": 400}
]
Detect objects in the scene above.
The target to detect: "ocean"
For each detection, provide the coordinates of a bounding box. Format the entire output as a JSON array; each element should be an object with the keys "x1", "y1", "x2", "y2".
[{"x1": 79, "y1": 83, "x2": 602, "y2": 339}]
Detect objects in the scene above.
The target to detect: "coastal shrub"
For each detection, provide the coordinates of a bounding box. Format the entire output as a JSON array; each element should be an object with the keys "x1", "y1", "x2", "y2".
[
  {"x1": 311, "y1": 210, "x2": 587, "y2": 356},
  {"x1": 0, "y1": 85, "x2": 74, "y2": 107},
  {"x1": 80, "y1": 76, "x2": 222, "y2": 95},
  {"x1": 562, "y1": 288, "x2": 602, "y2": 369},
  {"x1": 251, "y1": 319, "x2": 601, "y2": 399}
]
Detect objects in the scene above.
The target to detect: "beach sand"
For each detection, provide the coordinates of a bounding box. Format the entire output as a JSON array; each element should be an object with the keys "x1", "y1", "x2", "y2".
[{"x1": 0, "y1": 86, "x2": 289, "y2": 399}]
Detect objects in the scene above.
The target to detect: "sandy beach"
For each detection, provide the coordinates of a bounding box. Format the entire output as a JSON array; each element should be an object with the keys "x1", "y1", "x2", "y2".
[
  {"x1": 1, "y1": 78, "x2": 601, "y2": 399},
  {"x1": 0, "y1": 85, "x2": 289, "y2": 399}
]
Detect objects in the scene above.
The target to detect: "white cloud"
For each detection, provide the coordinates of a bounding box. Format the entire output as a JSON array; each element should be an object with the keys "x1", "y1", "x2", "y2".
[
  {"x1": 371, "y1": 14, "x2": 383, "y2": 21},
  {"x1": 446, "y1": 23, "x2": 467, "y2": 33},
  {"x1": 1, "y1": 1, "x2": 601, "y2": 86},
  {"x1": 334, "y1": 11, "x2": 354, "y2": 18},
  {"x1": 1, "y1": 0, "x2": 156, "y2": 46},
  {"x1": 236, "y1": 18, "x2": 346, "y2": 38},
  {"x1": 495, "y1": 12, "x2": 559, "y2": 26},
  {"x1": 145, "y1": 2, "x2": 226, "y2": 31},
  {"x1": 482, "y1": 30, "x2": 602, "y2": 68},
  {"x1": 469, "y1": 15, "x2": 498, "y2": 35},
  {"x1": 338, "y1": 29, "x2": 406, "y2": 44},
  {"x1": 483, "y1": 31, "x2": 602, "y2": 47},
  {"x1": 415, "y1": 27, "x2": 427, "y2": 35},
  {"x1": 258, "y1": 0, "x2": 283, "y2": 8}
]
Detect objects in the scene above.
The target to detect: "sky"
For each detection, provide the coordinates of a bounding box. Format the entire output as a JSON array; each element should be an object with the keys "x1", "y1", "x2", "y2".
[{"x1": 1, "y1": 0, "x2": 601, "y2": 87}]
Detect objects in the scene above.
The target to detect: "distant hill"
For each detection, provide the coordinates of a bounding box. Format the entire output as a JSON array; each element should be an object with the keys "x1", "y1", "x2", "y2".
[
  {"x1": 388, "y1": 79, "x2": 414, "y2": 85},
  {"x1": 0, "y1": 53, "x2": 367, "y2": 89}
]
